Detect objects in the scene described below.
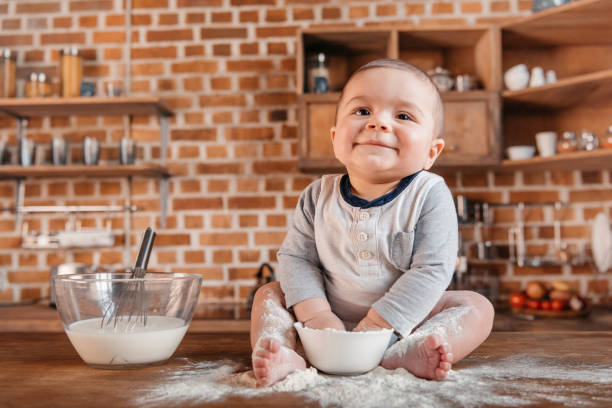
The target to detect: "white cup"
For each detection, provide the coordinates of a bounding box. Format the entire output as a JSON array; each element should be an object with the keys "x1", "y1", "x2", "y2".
[
  {"x1": 535, "y1": 131, "x2": 558, "y2": 157},
  {"x1": 546, "y1": 69, "x2": 557, "y2": 84},
  {"x1": 529, "y1": 67, "x2": 546, "y2": 87},
  {"x1": 504, "y1": 64, "x2": 530, "y2": 91}
]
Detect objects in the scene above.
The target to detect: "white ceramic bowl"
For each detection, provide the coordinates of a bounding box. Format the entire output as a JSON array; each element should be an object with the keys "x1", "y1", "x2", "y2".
[
  {"x1": 506, "y1": 145, "x2": 535, "y2": 160},
  {"x1": 504, "y1": 63, "x2": 530, "y2": 91},
  {"x1": 294, "y1": 322, "x2": 393, "y2": 375}
]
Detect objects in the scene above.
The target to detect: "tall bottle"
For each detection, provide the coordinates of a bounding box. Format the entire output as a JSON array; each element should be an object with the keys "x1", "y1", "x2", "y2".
[
  {"x1": 60, "y1": 47, "x2": 82, "y2": 97},
  {"x1": 0, "y1": 49, "x2": 17, "y2": 97}
]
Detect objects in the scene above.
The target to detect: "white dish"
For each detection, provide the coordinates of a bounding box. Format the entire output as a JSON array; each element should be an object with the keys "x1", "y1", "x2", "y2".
[
  {"x1": 294, "y1": 322, "x2": 393, "y2": 375},
  {"x1": 506, "y1": 145, "x2": 535, "y2": 160},
  {"x1": 504, "y1": 64, "x2": 530, "y2": 91},
  {"x1": 591, "y1": 212, "x2": 612, "y2": 273}
]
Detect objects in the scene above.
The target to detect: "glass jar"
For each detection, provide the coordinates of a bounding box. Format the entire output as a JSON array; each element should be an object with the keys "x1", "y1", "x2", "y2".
[
  {"x1": 25, "y1": 72, "x2": 39, "y2": 98},
  {"x1": 60, "y1": 46, "x2": 83, "y2": 97},
  {"x1": 578, "y1": 129, "x2": 598, "y2": 151},
  {"x1": 37, "y1": 72, "x2": 52, "y2": 97},
  {"x1": 602, "y1": 125, "x2": 612, "y2": 149},
  {"x1": 307, "y1": 53, "x2": 330, "y2": 93},
  {"x1": 0, "y1": 49, "x2": 17, "y2": 97},
  {"x1": 557, "y1": 131, "x2": 577, "y2": 154}
]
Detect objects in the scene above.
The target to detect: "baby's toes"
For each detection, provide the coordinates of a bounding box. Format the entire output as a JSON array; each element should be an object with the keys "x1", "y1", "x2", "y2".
[
  {"x1": 441, "y1": 351, "x2": 453, "y2": 362},
  {"x1": 439, "y1": 361, "x2": 451, "y2": 371},
  {"x1": 435, "y1": 367, "x2": 449, "y2": 380}
]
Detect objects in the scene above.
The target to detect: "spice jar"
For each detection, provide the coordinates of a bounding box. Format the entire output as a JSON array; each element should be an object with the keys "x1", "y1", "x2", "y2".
[
  {"x1": 307, "y1": 53, "x2": 330, "y2": 93},
  {"x1": 601, "y1": 125, "x2": 612, "y2": 149},
  {"x1": 37, "y1": 73, "x2": 51, "y2": 97},
  {"x1": 25, "y1": 72, "x2": 39, "y2": 98},
  {"x1": 0, "y1": 49, "x2": 17, "y2": 97},
  {"x1": 557, "y1": 131, "x2": 577, "y2": 154},
  {"x1": 60, "y1": 46, "x2": 83, "y2": 97}
]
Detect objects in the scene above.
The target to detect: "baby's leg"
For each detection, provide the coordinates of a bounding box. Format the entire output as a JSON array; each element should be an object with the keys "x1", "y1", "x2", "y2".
[
  {"x1": 250, "y1": 281, "x2": 306, "y2": 386},
  {"x1": 381, "y1": 290, "x2": 494, "y2": 380}
]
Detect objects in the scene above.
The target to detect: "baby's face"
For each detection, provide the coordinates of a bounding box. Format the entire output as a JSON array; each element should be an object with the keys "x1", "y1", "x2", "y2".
[{"x1": 331, "y1": 67, "x2": 443, "y2": 183}]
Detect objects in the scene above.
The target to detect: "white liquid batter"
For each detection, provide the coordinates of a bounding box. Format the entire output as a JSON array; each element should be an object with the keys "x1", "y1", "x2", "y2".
[{"x1": 66, "y1": 316, "x2": 188, "y2": 366}]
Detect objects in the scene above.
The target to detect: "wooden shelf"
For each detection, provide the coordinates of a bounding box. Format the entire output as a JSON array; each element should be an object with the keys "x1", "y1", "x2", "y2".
[
  {"x1": 0, "y1": 164, "x2": 171, "y2": 179},
  {"x1": 500, "y1": 149, "x2": 612, "y2": 171},
  {"x1": 502, "y1": 0, "x2": 612, "y2": 47},
  {"x1": 0, "y1": 97, "x2": 173, "y2": 118},
  {"x1": 502, "y1": 69, "x2": 612, "y2": 109}
]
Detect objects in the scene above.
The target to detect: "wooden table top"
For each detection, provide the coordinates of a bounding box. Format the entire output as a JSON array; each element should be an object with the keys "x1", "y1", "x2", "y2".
[{"x1": 1, "y1": 330, "x2": 611, "y2": 408}]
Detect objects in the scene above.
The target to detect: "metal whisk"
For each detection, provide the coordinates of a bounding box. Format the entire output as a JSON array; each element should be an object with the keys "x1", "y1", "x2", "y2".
[{"x1": 101, "y1": 227, "x2": 156, "y2": 330}]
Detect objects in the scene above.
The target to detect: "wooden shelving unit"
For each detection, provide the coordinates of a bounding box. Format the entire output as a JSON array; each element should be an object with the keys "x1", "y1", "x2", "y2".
[
  {"x1": 502, "y1": 68, "x2": 612, "y2": 109},
  {"x1": 0, "y1": 164, "x2": 171, "y2": 179},
  {"x1": 0, "y1": 97, "x2": 173, "y2": 118},
  {"x1": 500, "y1": 149, "x2": 612, "y2": 171}
]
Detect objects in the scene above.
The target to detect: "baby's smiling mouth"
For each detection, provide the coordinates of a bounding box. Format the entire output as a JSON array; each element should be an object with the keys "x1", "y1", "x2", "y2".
[{"x1": 354, "y1": 140, "x2": 397, "y2": 150}]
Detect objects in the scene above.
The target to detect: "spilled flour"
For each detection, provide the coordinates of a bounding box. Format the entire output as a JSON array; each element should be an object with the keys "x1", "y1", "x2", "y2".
[{"x1": 139, "y1": 355, "x2": 612, "y2": 407}]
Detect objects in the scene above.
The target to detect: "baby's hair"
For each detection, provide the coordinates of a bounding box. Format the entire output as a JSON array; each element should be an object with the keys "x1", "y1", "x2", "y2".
[{"x1": 335, "y1": 58, "x2": 445, "y2": 139}]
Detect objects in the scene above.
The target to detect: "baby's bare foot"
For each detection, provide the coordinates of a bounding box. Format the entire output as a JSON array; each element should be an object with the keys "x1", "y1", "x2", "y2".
[
  {"x1": 252, "y1": 337, "x2": 306, "y2": 386},
  {"x1": 381, "y1": 333, "x2": 453, "y2": 380}
]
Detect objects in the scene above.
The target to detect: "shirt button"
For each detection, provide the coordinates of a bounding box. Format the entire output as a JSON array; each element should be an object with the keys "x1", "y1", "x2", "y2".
[
  {"x1": 358, "y1": 232, "x2": 368, "y2": 241},
  {"x1": 359, "y1": 212, "x2": 370, "y2": 221},
  {"x1": 360, "y1": 250, "x2": 372, "y2": 260}
]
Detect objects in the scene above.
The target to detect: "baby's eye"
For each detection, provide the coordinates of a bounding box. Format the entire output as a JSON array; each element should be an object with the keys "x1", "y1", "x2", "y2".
[
  {"x1": 396, "y1": 112, "x2": 414, "y2": 121},
  {"x1": 354, "y1": 108, "x2": 370, "y2": 116}
]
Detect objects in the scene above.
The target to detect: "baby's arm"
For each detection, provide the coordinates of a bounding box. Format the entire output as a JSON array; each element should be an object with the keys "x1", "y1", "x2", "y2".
[
  {"x1": 294, "y1": 298, "x2": 345, "y2": 331},
  {"x1": 277, "y1": 179, "x2": 345, "y2": 330},
  {"x1": 353, "y1": 308, "x2": 392, "y2": 332}
]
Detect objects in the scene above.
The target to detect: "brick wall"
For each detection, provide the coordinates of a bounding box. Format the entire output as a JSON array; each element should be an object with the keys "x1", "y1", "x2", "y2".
[{"x1": 0, "y1": 0, "x2": 610, "y2": 307}]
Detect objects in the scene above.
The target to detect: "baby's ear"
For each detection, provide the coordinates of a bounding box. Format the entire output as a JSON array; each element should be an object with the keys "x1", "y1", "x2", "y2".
[
  {"x1": 424, "y1": 138, "x2": 445, "y2": 170},
  {"x1": 330, "y1": 127, "x2": 336, "y2": 142}
]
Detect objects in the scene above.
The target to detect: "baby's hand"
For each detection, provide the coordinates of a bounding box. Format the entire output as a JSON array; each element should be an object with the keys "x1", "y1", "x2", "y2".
[
  {"x1": 353, "y1": 308, "x2": 393, "y2": 332},
  {"x1": 303, "y1": 310, "x2": 346, "y2": 331}
]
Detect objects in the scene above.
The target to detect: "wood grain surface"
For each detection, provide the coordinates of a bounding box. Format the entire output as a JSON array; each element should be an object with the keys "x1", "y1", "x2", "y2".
[{"x1": 1, "y1": 331, "x2": 611, "y2": 408}]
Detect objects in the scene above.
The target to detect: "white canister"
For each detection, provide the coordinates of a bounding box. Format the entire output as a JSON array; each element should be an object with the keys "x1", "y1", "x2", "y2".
[{"x1": 535, "y1": 131, "x2": 558, "y2": 157}]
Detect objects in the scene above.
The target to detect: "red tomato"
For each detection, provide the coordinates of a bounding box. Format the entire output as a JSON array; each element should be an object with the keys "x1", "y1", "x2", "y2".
[
  {"x1": 541, "y1": 300, "x2": 552, "y2": 310},
  {"x1": 509, "y1": 292, "x2": 526, "y2": 308},
  {"x1": 551, "y1": 299, "x2": 567, "y2": 311},
  {"x1": 526, "y1": 299, "x2": 541, "y2": 310}
]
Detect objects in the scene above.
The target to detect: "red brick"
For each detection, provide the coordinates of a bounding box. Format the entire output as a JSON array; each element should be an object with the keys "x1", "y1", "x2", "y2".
[
  {"x1": 93, "y1": 31, "x2": 125, "y2": 44},
  {"x1": 185, "y1": 250, "x2": 205, "y2": 263},
  {"x1": 267, "y1": 42, "x2": 287, "y2": 55},
  {"x1": 69, "y1": 1, "x2": 113, "y2": 11},
  {"x1": 232, "y1": 0, "x2": 274, "y2": 5},
  {"x1": 17, "y1": 2, "x2": 61, "y2": 13},
  {"x1": 461, "y1": 1, "x2": 482, "y2": 13},
  {"x1": 184, "y1": 215, "x2": 204, "y2": 228},
  {"x1": 196, "y1": 163, "x2": 244, "y2": 174},
  {"x1": 132, "y1": 14, "x2": 152, "y2": 25},
  {"x1": 212, "y1": 112, "x2": 233, "y2": 124},
  {"x1": 240, "y1": 215, "x2": 259, "y2": 227},
  {"x1": 184, "y1": 76, "x2": 204, "y2": 91},
  {"x1": 570, "y1": 189, "x2": 612, "y2": 203},
  {"x1": 0, "y1": 34, "x2": 33, "y2": 46},
  {"x1": 239, "y1": 250, "x2": 260, "y2": 262},
  {"x1": 79, "y1": 15, "x2": 97, "y2": 27},
  {"x1": 213, "y1": 44, "x2": 231, "y2": 56},
  {"x1": 227, "y1": 59, "x2": 274, "y2": 72},
  {"x1": 211, "y1": 11, "x2": 232, "y2": 23},
  {"x1": 178, "y1": 0, "x2": 223, "y2": 6},
  {"x1": 266, "y1": 9, "x2": 286, "y2": 22},
  {"x1": 206, "y1": 145, "x2": 228, "y2": 159},
  {"x1": 253, "y1": 160, "x2": 298, "y2": 174},
  {"x1": 255, "y1": 231, "x2": 286, "y2": 245},
  {"x1": 240, "y1": 42, "x2": 259, "y2": 55},
  {"x1": 254, "y1": 92, "x2": 296, "y2": 105},
  {"x1": 322, "y1": 7, "x2": 341, "y2": 19},
  {"x1": 200, "y1": 233, "x2": 248, "y2": 246},
  {"x1": 228, "y1": 267, "x2": 257, "y2": 280},
  {"x1": 228, "y1": 196, "x2": 275, "y2": 209},
  {"x1": 173, "y1": 197, "x2": 223, "y2": 210},
  {"x1": 211, "y1": 214, "x2": 232, "y2": 228},
  {"x1": 292, "y1": 8, "x2": 313, "y2": 20},
  {"x1": 20, "y1": 288, "x2": 42, "y2": 301},
  {"x1": 155, "y1": 233, "x2": 191, "y2": 246},
  {"x1": 240, "y1": 10, "x2": 259, "y2": 23},
  {"x1": 432, "y1": 2, "x2": 455, "y2": 14},
  {"x1": 106, "y1": 14, "x2": 125, "y2": 26},
  {"x1": 132, "y1": 62, "x2": 164, "y2": 76},
  {"x1": 185, "y1": 45, "x2": 205, "y2": 56},
  {"x1": 147, "y1": 29, "x2": 193, "y2": 42},
  {"x1": 266, "y1": 214, "x2": 286, "y2": 227},
  {"x1": 237, "y1": 178, "x2": 259, "y2": 192},
  {"x1": 201, "y1": 28, "x2": 247, "y2": 39},
  {"x1": 132, "y1": 46, "x2": 177, "y2": 59},
  {"x1": 255, "y1": 26, "x2": 298, "y2": 38},
  {"x1": 225, "y1": 127, "x2": 274, "y2": 141},
  {"x1": 239, "y1": 76, "x2": 260, "y2": 90},
  {"x1": 186, "y1": 13, "x2": 205, "y2": 23},
  {"x1": 283, "y1": 195, "x2": 299, "y2": 209},
  {"x1": 211, "y1": 77, "x2": 231, "y2": 90},
  {"x1": 491, "y1": 1, "x2": 511, "y2": 12},
  {"x1": 350, "y1": 6, "x2": 369, "y2": 18},
  {"x1": 159, "y1": 13, "x2": 179, "y2": 25},
  {"x1": 199, "y1": 94, "x2": 246, "y2": 107},
  {"x1": 208, "y1": 179, "x2": 230, "y2": 193}
]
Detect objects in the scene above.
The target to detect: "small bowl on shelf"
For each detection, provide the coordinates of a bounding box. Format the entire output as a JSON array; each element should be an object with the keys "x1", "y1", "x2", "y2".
[{"x1": 506, "y1": 145, "x2": 536, "y2": 160}]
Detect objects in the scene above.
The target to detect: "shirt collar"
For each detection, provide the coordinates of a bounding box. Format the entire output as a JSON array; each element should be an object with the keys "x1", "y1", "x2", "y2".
[{"x1": 340, "y1": 171, "x2": 421, "y2": 209}]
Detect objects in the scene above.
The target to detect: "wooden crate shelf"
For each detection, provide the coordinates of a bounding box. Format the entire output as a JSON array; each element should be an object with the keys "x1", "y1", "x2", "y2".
[
  {"x1": 500, "y1": 149, "x2": 612, "y2": 171},
  {"x1": 0, "y1": 164, "x2": 171, "y2": 179}
]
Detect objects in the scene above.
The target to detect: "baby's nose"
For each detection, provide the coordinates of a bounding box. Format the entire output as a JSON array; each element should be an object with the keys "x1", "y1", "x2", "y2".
[{"x1": 367, "y1": 121, "x2": 390, "y2": 131}]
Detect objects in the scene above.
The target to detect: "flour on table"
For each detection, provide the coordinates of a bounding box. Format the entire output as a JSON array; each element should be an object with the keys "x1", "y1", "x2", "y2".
[{"x1": 138, "y1": 354, "x2": 612, "y2": 407}]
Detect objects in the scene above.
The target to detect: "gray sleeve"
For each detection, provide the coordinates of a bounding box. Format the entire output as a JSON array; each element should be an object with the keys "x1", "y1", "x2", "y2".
[
  {"x1": 373, "y1": 181, "x2": 458, "y2": 337},
  {"x1": 276, "y1": 179, "x2": 328, "y2": 309}
]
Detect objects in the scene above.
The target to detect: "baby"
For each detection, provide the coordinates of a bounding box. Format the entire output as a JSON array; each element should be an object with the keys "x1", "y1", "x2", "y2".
[{"x1": 250, "y1": 59, "x2": 494, "y2": 386}]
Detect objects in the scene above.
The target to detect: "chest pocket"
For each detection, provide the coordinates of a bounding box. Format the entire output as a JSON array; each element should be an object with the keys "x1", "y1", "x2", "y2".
[{"x1": 390, "y1": 231, "x2": 415, "y2": 271}]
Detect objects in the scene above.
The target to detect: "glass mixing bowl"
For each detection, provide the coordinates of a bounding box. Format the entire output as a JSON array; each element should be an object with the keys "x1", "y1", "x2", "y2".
[{"x1": 52, "y1": 272, "x2": 202, "y2": 369}]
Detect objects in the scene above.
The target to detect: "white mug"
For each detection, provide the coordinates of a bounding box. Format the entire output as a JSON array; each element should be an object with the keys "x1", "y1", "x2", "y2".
[
  {"x1": 535, "y1": 131, "x2": 558, "y2": 157},
  {"x1": 529, "y1": 67, "x2": 546, "y2": 87}
]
